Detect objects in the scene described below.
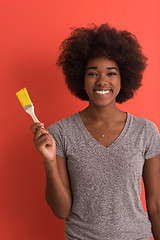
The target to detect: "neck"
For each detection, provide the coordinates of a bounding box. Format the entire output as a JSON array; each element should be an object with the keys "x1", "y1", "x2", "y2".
[{"x1": 86, "y1": 102, "x2": 121, "y2": 124}]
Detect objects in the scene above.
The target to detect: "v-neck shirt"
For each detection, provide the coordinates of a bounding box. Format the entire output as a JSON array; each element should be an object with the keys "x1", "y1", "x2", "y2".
[
  {"x1": 78, "y1": 112, "x2": 129, "y2": 150},
  {"x1": 47, "y1": 112, "x2": 160, "y2": 240}
]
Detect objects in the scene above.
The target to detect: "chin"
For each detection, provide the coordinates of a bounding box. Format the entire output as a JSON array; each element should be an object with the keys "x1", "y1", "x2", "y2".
[{"x1": 90, "y1": 99, "x2": 116, "y2": 108}]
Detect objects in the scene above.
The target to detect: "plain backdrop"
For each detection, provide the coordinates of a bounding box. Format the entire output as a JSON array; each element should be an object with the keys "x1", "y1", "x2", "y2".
[{"x1": 0, "y1": 0, "x2": 160, "y2": 239}]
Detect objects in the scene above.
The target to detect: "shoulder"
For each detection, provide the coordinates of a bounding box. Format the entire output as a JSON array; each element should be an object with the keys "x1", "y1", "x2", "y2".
[
  {"x1": 129, "y1": 113, "x2": 159, "y2": 133},
  {"x1": 47, "y1": 112, "x2": 79, "y2": 135}
]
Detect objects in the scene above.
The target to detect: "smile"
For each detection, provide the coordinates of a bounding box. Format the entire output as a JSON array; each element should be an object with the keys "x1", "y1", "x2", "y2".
[{"x1": 95, "y1": 90, "x2": 112, "y2": 95}]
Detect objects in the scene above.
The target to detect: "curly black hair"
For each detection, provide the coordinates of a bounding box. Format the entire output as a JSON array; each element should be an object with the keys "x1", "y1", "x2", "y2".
[{"x1": 57, "y1": 23, "x2": 147, "y2": 103}]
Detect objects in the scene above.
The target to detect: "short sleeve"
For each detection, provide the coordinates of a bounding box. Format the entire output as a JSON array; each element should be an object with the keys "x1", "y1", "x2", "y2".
[
  {"x1": 144, "y1": 120, "x2": 160, "y2": 159},
  {"x1": 47, "y1": 121, "x2": 66, "y2": 158}
]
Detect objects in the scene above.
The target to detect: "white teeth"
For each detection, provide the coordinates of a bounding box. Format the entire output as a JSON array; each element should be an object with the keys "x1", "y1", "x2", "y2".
[{"x1": 95, "y1": 90, "x2": 111, "y2": 94}]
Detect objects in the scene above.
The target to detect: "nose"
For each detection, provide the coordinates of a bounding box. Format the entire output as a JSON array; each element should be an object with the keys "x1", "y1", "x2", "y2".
[{"x1": 97, "y1": 73, "x2": 109, "y2": 85}]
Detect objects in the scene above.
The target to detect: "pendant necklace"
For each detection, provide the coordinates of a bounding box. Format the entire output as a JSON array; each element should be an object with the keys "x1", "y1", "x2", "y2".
[{"x1": 88, "y1": 113, "x2": 112, "y2": 138}]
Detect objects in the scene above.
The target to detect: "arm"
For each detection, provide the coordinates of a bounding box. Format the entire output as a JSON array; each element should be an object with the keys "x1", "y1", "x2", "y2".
[
  {"x1": 44, "y1": 155, "x2": 72, "y2": 219},
  {"x1": 31, "y1": 122, "x2": 72, "y2": 219},
  {"x1": 142, "y1": 154, "x2": 160, "y2": 240}
]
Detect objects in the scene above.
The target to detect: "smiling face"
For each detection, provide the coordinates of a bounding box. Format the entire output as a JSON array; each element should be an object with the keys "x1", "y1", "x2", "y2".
[{"x1": 84, "y1": 56, "x2": 121, "y2": 108}]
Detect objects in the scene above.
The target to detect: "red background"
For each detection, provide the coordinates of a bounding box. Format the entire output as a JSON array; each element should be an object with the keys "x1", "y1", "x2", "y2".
[{"x1": 0, "y1": 0, "x2": 160, "y2": 239}]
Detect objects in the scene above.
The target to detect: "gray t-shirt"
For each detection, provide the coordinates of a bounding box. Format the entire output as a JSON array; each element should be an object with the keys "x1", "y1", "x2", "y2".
[{"x1": 47, "y1": 112, "x2": 160, "y2": 240}]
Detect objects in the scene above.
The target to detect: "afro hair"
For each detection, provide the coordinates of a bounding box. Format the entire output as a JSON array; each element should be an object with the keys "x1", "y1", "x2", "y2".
[{"x1": 57, "y1": 23, "x2": 147, "y2": 103}]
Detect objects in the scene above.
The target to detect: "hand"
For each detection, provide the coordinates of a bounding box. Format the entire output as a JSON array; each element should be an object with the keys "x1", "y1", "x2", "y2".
[{"x1": 31, "y1": 122, "x2": 56, "y2": 162}]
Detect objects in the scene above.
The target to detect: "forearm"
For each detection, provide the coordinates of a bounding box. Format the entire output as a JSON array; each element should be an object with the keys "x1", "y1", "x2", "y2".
[
  {"x1": 44, "y1": 159, "x2": 72, "y2": 219},
  {"x1": 149, "y1": 210, "x2": 160, "y2": 240}
]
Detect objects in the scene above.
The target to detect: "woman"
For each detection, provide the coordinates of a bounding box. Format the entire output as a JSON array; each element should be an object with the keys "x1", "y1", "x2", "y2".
[{"x1": 31, "y1": 24, "x2": 160, "y2": 240}]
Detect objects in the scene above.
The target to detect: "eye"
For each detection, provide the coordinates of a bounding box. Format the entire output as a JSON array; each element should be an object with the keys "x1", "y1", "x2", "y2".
[
  {"x1": 88, "y1": 72, "x2": 97, "y2": 76},
  {"x1": 107, "y1": 72, "x2": 117, "y2": 76}
]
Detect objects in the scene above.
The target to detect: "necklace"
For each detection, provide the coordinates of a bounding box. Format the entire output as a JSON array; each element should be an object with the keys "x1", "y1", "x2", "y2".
[{"x1": 87, "y1": 113, "x2": 112, "y2": 138}]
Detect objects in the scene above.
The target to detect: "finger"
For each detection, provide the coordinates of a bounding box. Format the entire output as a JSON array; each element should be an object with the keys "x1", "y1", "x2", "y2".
[
  {"x1": 33, "y1": 131, "x2": 51, "y2": 143},
  {"x1": 31, "y1": 122, "x2": 45, "y2": 135},
  {"x1": 34, "y1": 135, "x2": 54, "y2": 150},
  {"x1": 33, "y1": 127, "x2": 50, "y2": 140},
  {"x1": 31, "y1": 122, "x2": 44, "y2": 134},
  {"x1": 36, "y1": 136, "x2": 53, "y2": 147}
]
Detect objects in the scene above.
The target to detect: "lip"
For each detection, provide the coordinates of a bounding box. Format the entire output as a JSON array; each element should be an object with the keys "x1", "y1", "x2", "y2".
[
  {"x1": 94, "y1": 88, "x2": 112, "y2": 91},
  {"x1": 93, "y1": 89, "x2": 113, "y2": 97},
  {"x1": 93, "y1": 88, "x2": 113, "y2": 93},
  {"x1": 93, "y1": 86, "x2": 113, "y2": 92}
]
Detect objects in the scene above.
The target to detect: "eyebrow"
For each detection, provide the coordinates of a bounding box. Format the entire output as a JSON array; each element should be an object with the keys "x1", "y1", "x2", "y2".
[{"x1": 86, "y1": 66, "x2": 119, "y2": 71}]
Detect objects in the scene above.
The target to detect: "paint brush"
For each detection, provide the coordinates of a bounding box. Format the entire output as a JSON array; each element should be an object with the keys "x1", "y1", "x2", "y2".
[{"x1": 16, "y1": 88, "x2": 40, "y2": 123}]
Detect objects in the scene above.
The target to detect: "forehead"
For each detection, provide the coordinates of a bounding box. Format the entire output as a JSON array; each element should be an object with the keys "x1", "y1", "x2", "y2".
[{"x1": 86, "y1": 56, "x2": 119, "y2": 69}]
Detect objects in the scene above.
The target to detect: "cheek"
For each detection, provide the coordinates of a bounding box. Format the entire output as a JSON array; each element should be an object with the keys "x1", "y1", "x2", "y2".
[
  {"x1": 83, "y1": 79, "x2": 93, "y2": 97},
  {"x1": 115, "y1": 76, "x2": 121, "y2": 87},
  {"x1": 84, "y1": 77, "x2": 92, "y2": 89}
]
